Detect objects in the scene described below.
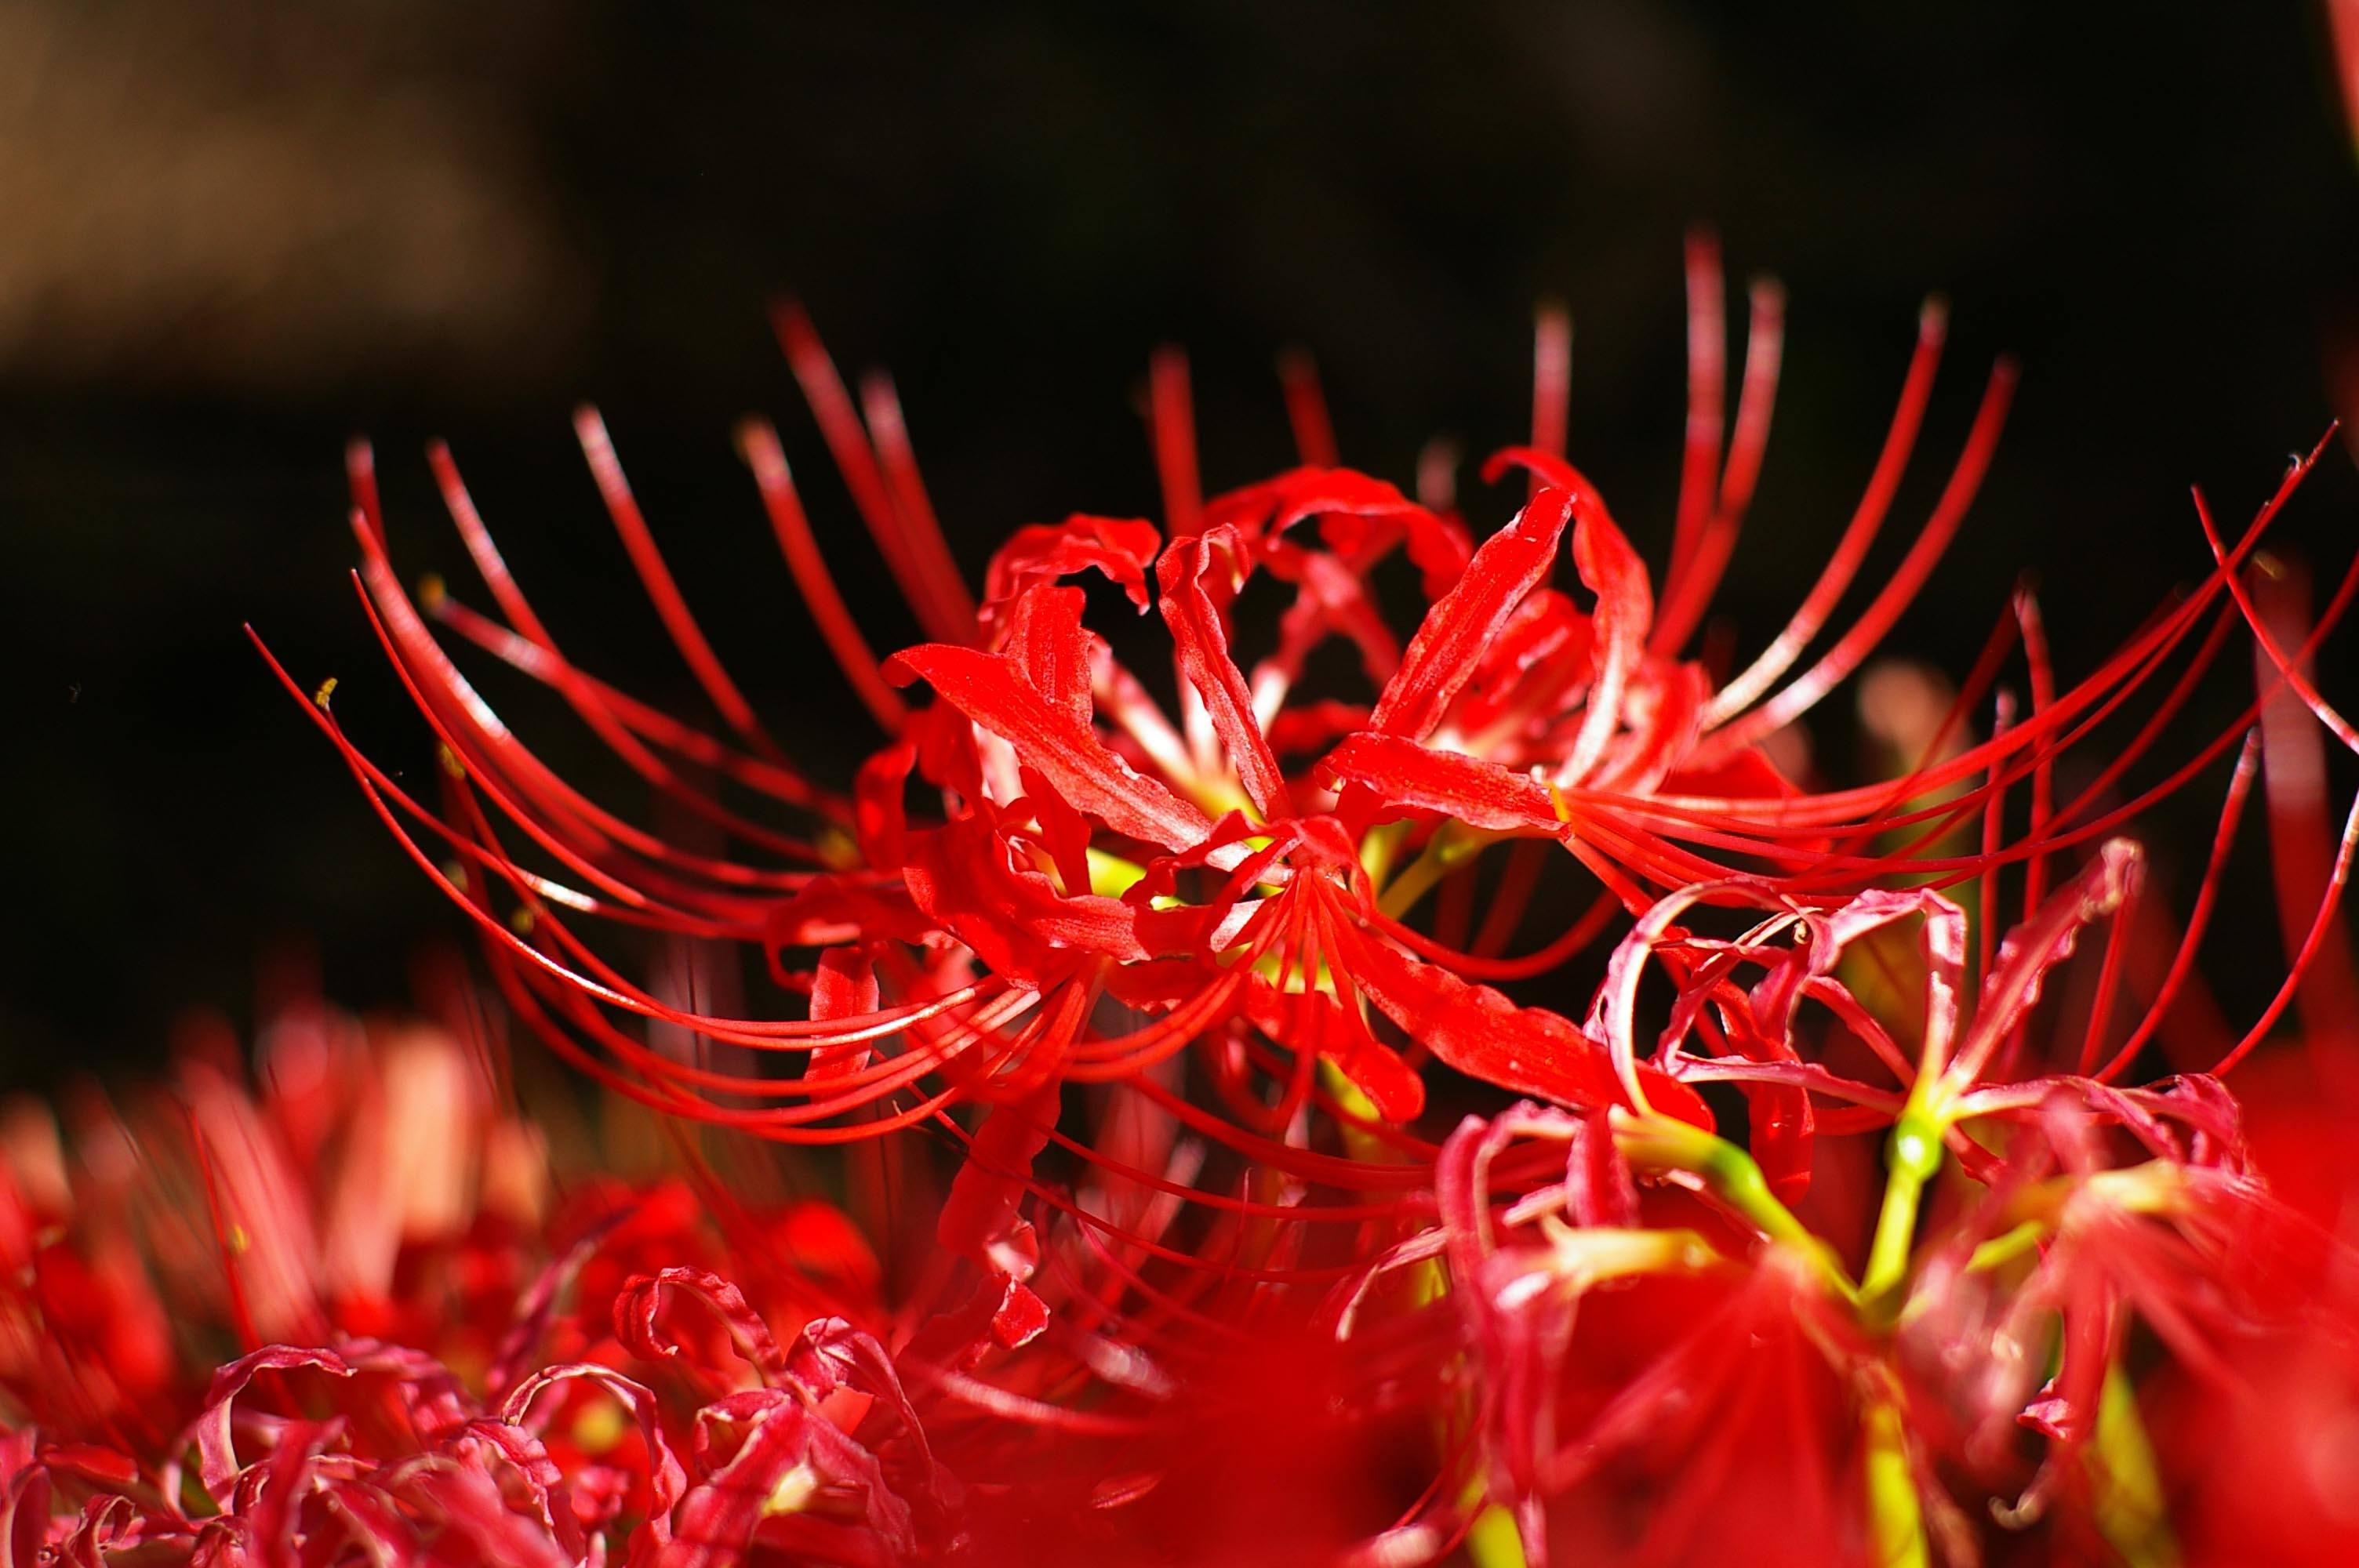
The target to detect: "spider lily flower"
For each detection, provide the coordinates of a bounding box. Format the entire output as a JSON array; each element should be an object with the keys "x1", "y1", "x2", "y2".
[
  {"x1": 239, "y1": 253, "x2": 2359, "y2": 1527},
  {"x1": 249, "y1": 241, "x2": 2334, "y2": 1424},
  {"x1": 0, "y1": 994, "x2": 886, "y2": 1462},
  {"x1": 1337, "y1": 1102, "x2": 1871, "y2": 1566},
  {"x1": 1341, "y1": 862, "x2": 2352, "y2": 1566},
  {"x1": 1332, "y1": 666, "x2": 2359, "y2": 1563},
  {"x1": 0, "y1": 1013, "x2": 1470, "y2": 1565},
  {"x1": 0, "y1": 999, "x2": 1297, "y2": 1563},
  {"x1": 1601, "y1": 517, "x2": 2359, "y2": 1216},
  {"x1": 2146, "y1": 1045, "x2": 2359, "y2": 1567},
  {"x1": 1893, "y1": 1105, "x2": 2321, "y2": 1532},
  {"x1": 0, "y1": 1269, "x2": 957, "y2": 1566}
]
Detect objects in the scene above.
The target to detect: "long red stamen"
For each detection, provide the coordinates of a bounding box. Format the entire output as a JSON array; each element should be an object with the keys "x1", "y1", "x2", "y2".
[
  {"x1": 1702, "y1": 357, "x2": 2017, "y2": 756},
  {"x1": 1653, "y1": 276, "x2": 1785, "y2": 655},
  {"x1": 574, "y1": 407, "x2": 785, "y2": 760},
  {"x1": 772, "y1": 301, "x2": 980, "y2": 648},
  {"x1": 859, "y1": 368, "x2": 981, "y2": 643},
  {"x1": 1528, "y1": 300, "x2": 1572, "y2": 495},
  {"x1": 736, "y1": 416, "x2": 910, "y2": 733},
  {"x1": 2251, "y1": 555, "x2": 2359, "y2": 1051},
  {"x1": 1149, "y1": 346, "x2": 1201, "y2": 535},
  {"x1": 2014, "y1": 586, "x2": 2059, "y2": 922},
  {"x1": 1705, "y1": 299, "x2": 1948, "y2": 723},
  {"x1": 1666, "y1": 231, "x2": 1727, "y2": 595},
  {"x1": 1278, "y1": 348, "x2": 1341, "y2": 468}
]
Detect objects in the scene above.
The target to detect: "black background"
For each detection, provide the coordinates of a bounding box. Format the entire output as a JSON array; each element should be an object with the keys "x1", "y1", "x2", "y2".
[{"x1": 7, "y1": 1, "x2": 2357, "y2": 1083}]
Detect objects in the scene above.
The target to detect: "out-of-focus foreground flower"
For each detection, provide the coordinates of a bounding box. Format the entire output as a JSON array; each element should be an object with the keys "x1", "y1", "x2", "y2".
[{"x1": 8, "y1": 235, "x2": 2359, "y2": 1564}]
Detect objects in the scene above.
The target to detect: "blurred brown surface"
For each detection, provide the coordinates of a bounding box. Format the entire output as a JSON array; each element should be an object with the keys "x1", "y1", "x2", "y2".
[{"x1": 0, "y1": 0, "x2": 585, "y2": 390}]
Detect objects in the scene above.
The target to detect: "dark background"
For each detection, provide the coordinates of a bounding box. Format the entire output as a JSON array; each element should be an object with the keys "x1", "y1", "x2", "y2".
[{"x1": 7, "y1": 1, "x2": 2358, "y2": 1084}]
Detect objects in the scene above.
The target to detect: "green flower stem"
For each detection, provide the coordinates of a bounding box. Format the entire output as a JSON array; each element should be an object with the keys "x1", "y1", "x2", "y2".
[
  {"x1": 1318, "y1": 1057, "x2": 1394, "y2": 1168},
  {"x1": 1376, "y1": 822, "x2": 1495, "y2": 920},
  {"x1": 1955, "y1": 1161, "x2": 2186, "y2": 1283},
  {"x1": 1862, "y1": 1102, "x2": 1946, "y2": 1311},
  {"x1": 1962, "y1": 1219, "x2": 2047, "y2": 1277},
  {"x1": 2091, "y1": 1363, "x2": 2178, "y2": 1568},
  {"x1": 1358, "y1": 818, "x2": 1412, "y2": 889},
  {"x1": 1465, "y1": 1496, "x2": 1530, "y2": 1568},
  {"x1": 1610, "y1": 1110, "x2": 1857, "y2": 1304},
  {"x1": 1864, "y1": 1395, "x2": 1930, "y2": 1568}
]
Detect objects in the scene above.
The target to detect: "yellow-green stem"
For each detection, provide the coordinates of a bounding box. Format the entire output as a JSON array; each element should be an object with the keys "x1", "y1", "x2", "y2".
[
  {"x1": 2091, "y1": 1364, "x2": 2177, "y2": 1568},
  {"x1": 1864, "y1": 1397, "x2": 1930, "y2": 1568},
  {"x1": 1863, "y1": 1103, "x2": 1945, "y2": 1311},
  {"x1": 1466, "y1": 1498, "x2": 1530, "y2": 1568},
  {"x1": 1376, "y1": 822, "x2": 1492, "y2": 919},
  {"x1": 1611, "y1": 1111, "x2": 1856, "y2": 1303}
]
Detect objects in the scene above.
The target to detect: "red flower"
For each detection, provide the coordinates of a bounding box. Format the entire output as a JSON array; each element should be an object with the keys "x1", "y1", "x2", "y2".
[
  {"x1": 210, "y1": 234, "x2": 2359, "y2": 1562},
  {"x1": 252, "y1": 239, "x2": 2301, "y2": 1197},
  {"x1": 1329, "y1": 843, "x2": 2356, "y2": 1566}
]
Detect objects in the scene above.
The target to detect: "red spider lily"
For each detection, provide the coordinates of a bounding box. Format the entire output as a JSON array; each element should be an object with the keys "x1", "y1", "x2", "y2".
[
  {"x1": 0, "y1": 992, "x2": 878, "y2": 1459},
  {"x1": 0, "y1": 1007, "x2": 1474, "y2": 1566},
  {"x1": 249, "y1": 236, "x2": 2318, "y2": 1221},
  {"x1": 1398, "y1": 516, "x2": 2359, "y2": 1562},
  {"x1": 2, "y1": 1250, "x2": 1463, "y2": 1566},
  {"x1": 215, "y1": 232, "x2": 2359, "y2": 1566},
  {"x1": 1332, "y1": 855, "x2": 2354, "y2": 1567},
  {"x1": 0, "y1": 1271, "x2": 954, "y2": 1567},
  {"x1": 1310, "y1": 545, "x2": 2359, "y2": 1561},
  {"x1": 11, "y1": 797, "x2": 2353, "y2": 1563}
]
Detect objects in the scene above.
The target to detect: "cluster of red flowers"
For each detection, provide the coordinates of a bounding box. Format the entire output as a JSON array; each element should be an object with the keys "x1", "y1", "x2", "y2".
[{"x1": 8, "y1": 238, "x2": 2359, "y2": 1564}]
